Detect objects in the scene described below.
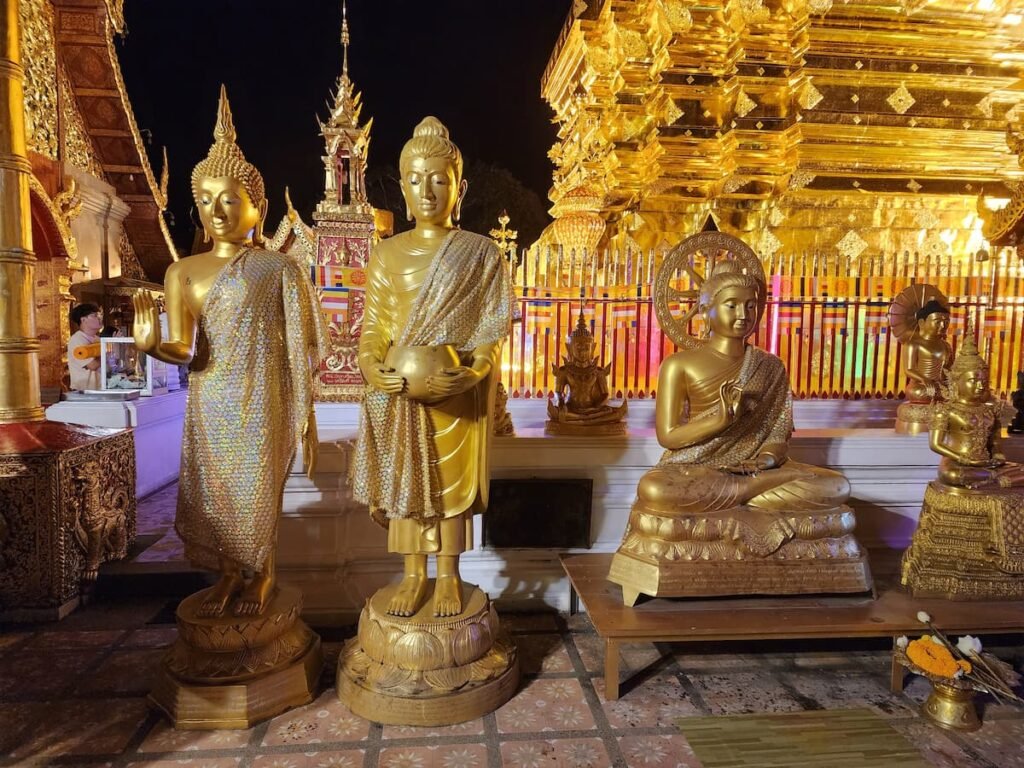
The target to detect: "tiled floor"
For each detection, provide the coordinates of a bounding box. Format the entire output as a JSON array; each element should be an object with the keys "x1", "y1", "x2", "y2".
[{"x1": 3, "y1": 488, "x2": 1021, "y2": 767}]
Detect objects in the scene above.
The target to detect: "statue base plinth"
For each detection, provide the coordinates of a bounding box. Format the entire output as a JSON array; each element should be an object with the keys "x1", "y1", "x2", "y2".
[
  {"x1": 902, "y1": 482, "x2": 1024, "y2": 600},
  {"x1": 336, "y1": 581, "x2": 519, "y2": 726},
  {"x1": 608, "y1": 550, "x2": 874, "y2": 606},
  {"x1": 895, "y1": 401, "x2": 933, "y2": 435},
  {"x1": 544, "y1": 419, "x2": 627, "y2": 436},
  {"x1": 149, "y1": 585, "x2": 321, "y2": 729}
]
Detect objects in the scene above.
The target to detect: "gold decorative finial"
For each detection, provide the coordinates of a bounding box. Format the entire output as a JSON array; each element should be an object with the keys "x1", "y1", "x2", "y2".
[
  {"x1": 952, "y1": 318, "x2": 985, "y2": 376},
  {"x1": 341, "y1": 2, "x2": 350, "y2": 80},
  {"x1": 570, "y1": 307, "x2": 592, "y2": 340},
  {"x1": 159, "y1": 146, "x2": 169, "y2": 203}
]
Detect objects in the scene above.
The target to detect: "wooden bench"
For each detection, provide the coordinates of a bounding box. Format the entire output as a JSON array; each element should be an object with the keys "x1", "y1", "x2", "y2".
[{"x1": 560, "y1": 551, "x2": 1024, "y2": 700}]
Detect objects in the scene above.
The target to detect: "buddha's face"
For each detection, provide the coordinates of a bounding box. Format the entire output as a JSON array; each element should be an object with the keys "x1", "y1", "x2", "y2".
[
  {"x1": 401, "y1": 155, "x2": 465, "y2": 227},
  {"x1": 569, "y1": 335, "x2": 595, "y2": 364},
  {"x1": 954, "y1": 368, "x2": 989, "y2": 403},
  {"x1": 196, "y1": 176, "x2": 263, "y2": 244},
  {"x1": 705, "y1": 285, "x2": 758, "y2": 340},
  {"x1": 920, "y1": 312, "x2": 950, "y2": 339}
]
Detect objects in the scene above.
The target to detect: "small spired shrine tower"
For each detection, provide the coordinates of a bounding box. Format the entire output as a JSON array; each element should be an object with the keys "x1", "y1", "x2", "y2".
[{"x1": 269, "y1": 3, "x2": 375, "y2": 401}]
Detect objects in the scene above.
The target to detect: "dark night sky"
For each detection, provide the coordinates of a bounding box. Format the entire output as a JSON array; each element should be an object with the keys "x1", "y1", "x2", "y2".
[{"x1": 116, "y1": 0, "x2": 573, "y2": 249}]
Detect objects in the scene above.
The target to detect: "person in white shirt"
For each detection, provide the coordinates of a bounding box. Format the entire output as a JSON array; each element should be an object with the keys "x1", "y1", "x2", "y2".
[{"x1": 68, "y1": 303, "x2": 102, "y2": 391}]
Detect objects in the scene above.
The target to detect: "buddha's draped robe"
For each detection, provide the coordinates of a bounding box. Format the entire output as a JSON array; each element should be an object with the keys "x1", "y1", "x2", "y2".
[
  {"x1": 176, "y1": 248, "x2": 329, "y2": 571},
  {"x1": 352, "y1": 230, "x2": 512, "y2": 554},
  {"x1": 645, "y1": 345, "x2": 849, "y2": 513}
]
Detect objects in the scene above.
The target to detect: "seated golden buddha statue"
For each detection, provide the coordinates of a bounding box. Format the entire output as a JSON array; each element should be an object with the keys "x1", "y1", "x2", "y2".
[
  {"x1": 889, "y1": 285, "x2": 952, "y2": 434},
  {"x1": 545, "y1": 311, "x2": 627, "y2": 435},
  {"x1": 608, "y1": 232, "x2": 872, "y2": 606},
  {"x1": 902, "y1": 328, "x2": 1024, "y2": 599}
]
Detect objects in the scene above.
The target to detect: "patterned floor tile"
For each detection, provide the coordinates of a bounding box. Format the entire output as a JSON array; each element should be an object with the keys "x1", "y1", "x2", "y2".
[
  {"x1": 136, "y1": 759, "x2": 240, "y2": 768},
  {"x1": 958, "y1": 717, "x2": 1024, "y2": 768},
  {"x1": 135, "y1": 529, "x2": 187, "y2": 563},
  {"x1": 378, "y1": 742, "x2": 488, "y2": 768},
  {"x1": 593, "y1": 674, "x2": 702, "y2": 728},
  {"x1": 382, "y1": 718, "x2": 485, "y2": 739},
  {"x1": 0, "y1": 701, "x2": 52, "y2": 755},
  {"x1": 122, "y1": 626, "x2": 178, "y2": 648},
  {"x1": 687, "y1": 671, "x2": 805, "y2": 715},
  {"x1": 502, "y1": 613, "x2": 561, "y2": 633},
  {"x1": 9, "y1": 697, "x2": 148, "y2": 758},
  {"x1": 75, "y1": 648, "x2": 164, "y2": 696},
  {"x1": 138, "y1": 719, "x2": 254, "y2": 752},
  {"x1": 0, "y1": 649, "x2": 105, "y2": 698},
  {"x1": 780, "y1": 669, "x2": 919, "y2": 718},
  {"x1": 889, "y1": 719, "x2": 981, "y2": 768},
  {"x1": 500, "y1": 737, "x2": 611, "y2": 767},
  {"x1": 616, "y1": 734, "x2": 701, "y2": 768},
  {"x1": 495, "y1": 678, "x2": 595, "y2": 733},
  {"x1": 262, "y1": 691, "x2": 371, "y2": 746},
  {"x1": 516, "y1": 634, "x2": 573, "y2": 674},
  {"x1": 252, "y1": 751, "x2": 364, "y2": 768},
  {"x1": 0, "y1": 632, "x2": 30, "y2": 656},
  {"x1": 675, "y1": 650, "x2": 787, "y2": 673},
  {"x1": 572, "y1": 634, "x2": 666, "y2": 677},
  {"x1": 25, "y1": 629, "x2": 126, "y2": 650}
]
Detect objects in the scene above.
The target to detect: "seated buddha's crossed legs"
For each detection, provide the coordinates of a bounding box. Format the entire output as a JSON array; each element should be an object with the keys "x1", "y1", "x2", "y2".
[{"x1": 636, "y1": 462, "x2": 850, "y2": 515}]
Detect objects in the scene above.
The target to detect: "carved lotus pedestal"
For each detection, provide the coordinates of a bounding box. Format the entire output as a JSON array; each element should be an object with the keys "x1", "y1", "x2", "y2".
[
  {"x1": 608, "y1": 506, "x2": 874, "y2": 605},
  {"x1": 150, "y1": 585, "x2": 321, "y2": 729},
  {"x1": 895, "y1": 401, "x2": 933, "y2": 435},
  {"x1": 902, "y1": 481, "x2": 1024, "y2": 600},
  {"x1": 336, "y1": 581, "x2": 519, "y2": 726}
]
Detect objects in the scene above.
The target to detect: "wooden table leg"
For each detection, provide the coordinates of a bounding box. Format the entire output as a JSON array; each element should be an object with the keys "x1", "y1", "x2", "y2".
[
  {"x1": 890, "y1": 639, "x2": 905, "y2": 693},
  {"x1": 605, "y1": 638, "x2": 620, "y2": 701},
  {"x1": 569, "y1": 584, "x2": 579, "y2": 616}
]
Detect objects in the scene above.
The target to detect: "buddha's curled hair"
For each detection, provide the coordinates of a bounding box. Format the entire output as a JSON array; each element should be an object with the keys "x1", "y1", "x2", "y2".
[
  {"x1": 699, "y1": 260, "x2": 760, "y2": 310},
  {"x1": 399, "y1": 116, "x2": 463, "y2": 178},
  {"x1": 191, "y1": 85, "x2": 266, "y2": 206}
]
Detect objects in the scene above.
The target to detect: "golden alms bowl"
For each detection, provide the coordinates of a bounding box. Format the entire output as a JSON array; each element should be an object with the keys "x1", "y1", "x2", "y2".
[{"x1": 384, "y1": 344, "x2": 461, "y2": 404}]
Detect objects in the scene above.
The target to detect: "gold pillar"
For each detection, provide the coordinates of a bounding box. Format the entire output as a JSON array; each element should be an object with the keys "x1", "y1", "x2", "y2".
[{"x1": 0, "y1": 0, "x2": 43, "y2": 424}]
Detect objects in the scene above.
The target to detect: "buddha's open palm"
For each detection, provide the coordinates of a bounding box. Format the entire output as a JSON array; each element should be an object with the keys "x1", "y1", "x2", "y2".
[{"x1": 132, "y1": 290, "x2": 161, "y2": 351}]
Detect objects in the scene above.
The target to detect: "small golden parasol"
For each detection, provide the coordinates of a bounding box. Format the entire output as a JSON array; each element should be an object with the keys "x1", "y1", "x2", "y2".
[{"x1": 887, "y1": 283, "x2": 950, "y2": 343}]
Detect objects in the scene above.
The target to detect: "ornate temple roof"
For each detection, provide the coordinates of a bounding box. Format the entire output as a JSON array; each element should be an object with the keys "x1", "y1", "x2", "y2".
[{"x1": 52, "y1": 0, "x2": 178, "y2": 281}]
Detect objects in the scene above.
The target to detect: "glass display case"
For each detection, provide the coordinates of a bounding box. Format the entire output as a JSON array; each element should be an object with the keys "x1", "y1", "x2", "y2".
[{"x1": 98, "y1": 338, "x2": 168, "y2": 397}]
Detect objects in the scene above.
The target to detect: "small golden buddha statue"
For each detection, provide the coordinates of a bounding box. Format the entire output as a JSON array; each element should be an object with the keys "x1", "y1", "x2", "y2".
[
  {"x1": 136, "y1": 86, "x2": 328, "y2": 727},
  {"x1": 340, "y1": 117, "x2": 518, "y2": 726},
  {"x1": 608, "y1": 232, "x2": 871, "y2": 605},
  {"x1": 902, "y1": 329, "x2": 1024, "y2": 599},
  {"x1": 350, "y1": 116, "x2": 513, "y2": 618},
  {"x1": 889, "y1": 286, "x2": 952, "y2": 434},
  {"x1": 546, "y1": 311, "x2": 627, "y2": 435},
  {"x1": 494, "y1": 382, "x2": 515, "y2": 436}
]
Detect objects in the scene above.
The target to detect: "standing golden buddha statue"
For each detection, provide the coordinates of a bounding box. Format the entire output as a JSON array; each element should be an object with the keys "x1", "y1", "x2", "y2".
[
  {"x1": 608, "y1": 232, "x2": 872, "y2": 605},
  {"x1": 545, "y1": 310, "x2": 627, "y2": 435},
  {"x1": 902, "y1": 327, "x2": 1024, "y2": 599},
  {"x1": 889, "y1": 285, "x2": 952, "y2": 434},
  {"x1": 339, "y1": 117, "x2": 518, "y2": 725},
  {"x1": 136, "y1": 87, "x2": 329, "y2": 728}
]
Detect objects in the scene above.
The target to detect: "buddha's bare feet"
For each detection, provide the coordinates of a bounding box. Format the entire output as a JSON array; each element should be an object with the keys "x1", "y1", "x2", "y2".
[
  {"x1": 433, "y1": 573, "x2": 463, "y2": 617},
  {"x1": 233, "y1": 572, "x2": 276, "y2": 618},
  {"x1": 387, "y1": 572, "x2": 428, "y2": 617},
  {"x1": 198, "y1": 572, "x2": 244, "y2": 618}
]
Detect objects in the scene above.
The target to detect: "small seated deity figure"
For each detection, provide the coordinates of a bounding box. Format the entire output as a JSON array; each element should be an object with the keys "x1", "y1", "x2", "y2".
[
  {"x1": 890, "y1": 287, "x2": 952, "y2": 434},
  {"x1": 494, "y1": 382, "x2": 515, "y2": 436},
  {"x1": 902, "y1": 330, "x2": 1024, "y2": 599},
  {"x1": 545, "y1": 311, "x2": 627, "y2": 435},
  {"x1": 608, "y1": 232, "x2": 871, "y2": 605}
]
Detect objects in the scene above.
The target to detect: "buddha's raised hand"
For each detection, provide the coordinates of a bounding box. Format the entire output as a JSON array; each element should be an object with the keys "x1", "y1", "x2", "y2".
[{"x1": 132, "y1": 289, "x2": 161, "y2": 352}]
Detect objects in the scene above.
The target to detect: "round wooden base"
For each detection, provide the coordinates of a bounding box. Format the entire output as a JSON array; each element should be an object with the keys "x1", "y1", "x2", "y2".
[{"x1": 336, "y1": 581, "x2": 520, "y2": 726}]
